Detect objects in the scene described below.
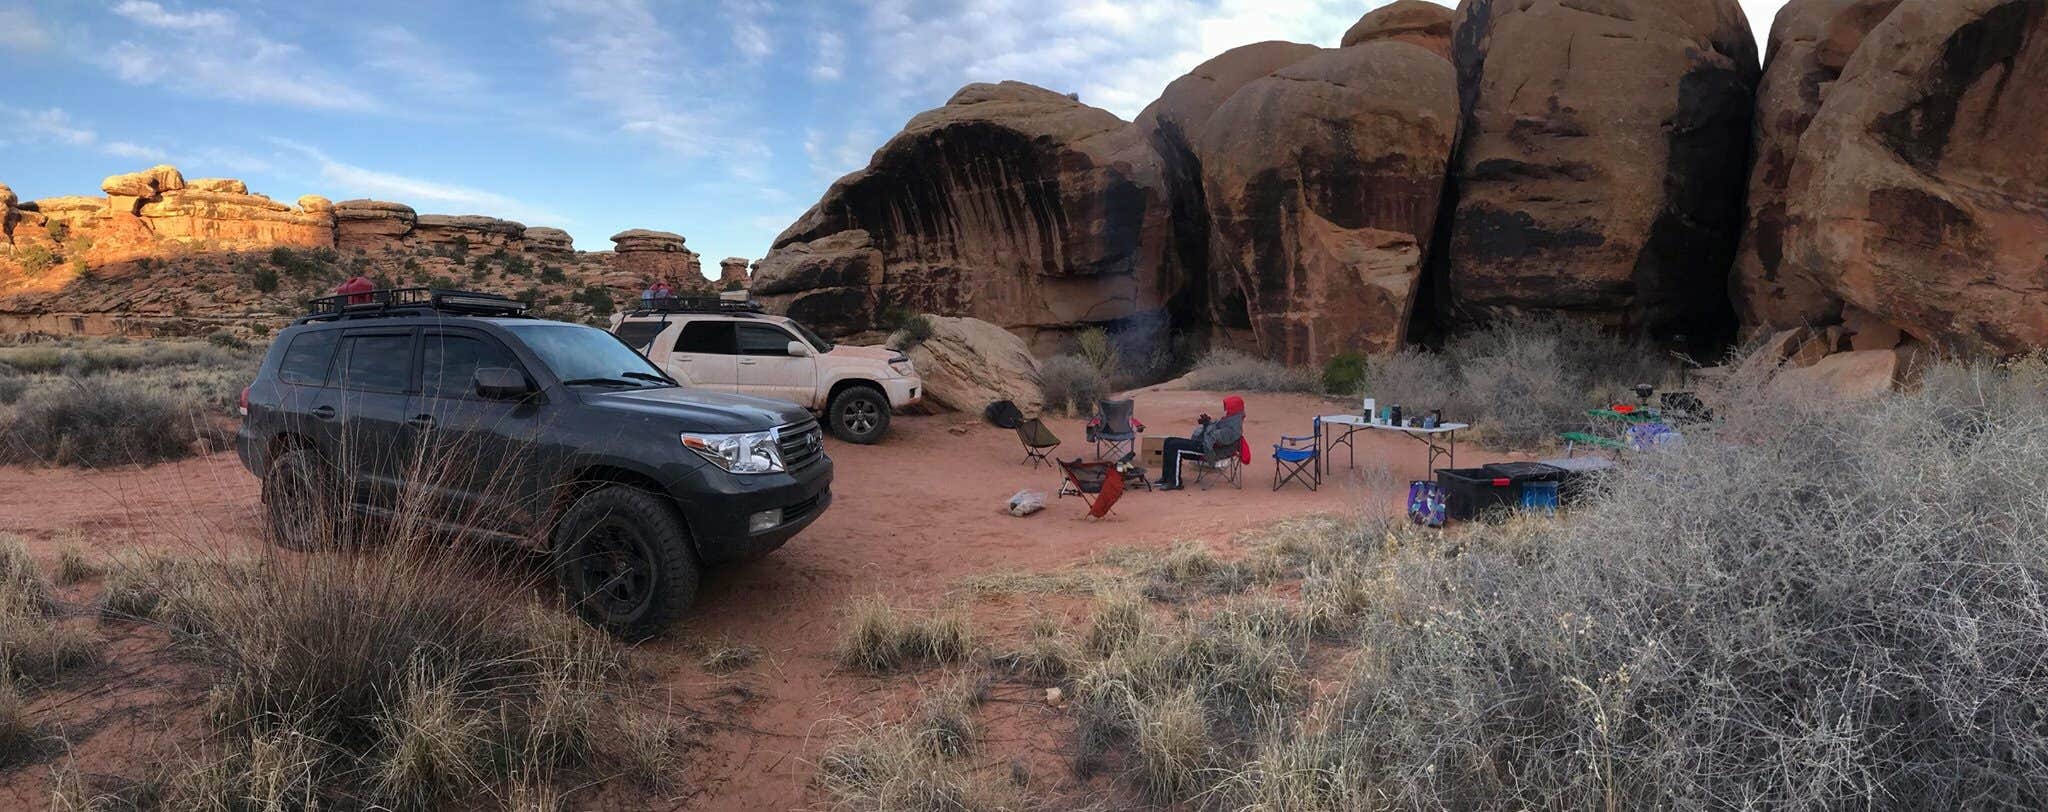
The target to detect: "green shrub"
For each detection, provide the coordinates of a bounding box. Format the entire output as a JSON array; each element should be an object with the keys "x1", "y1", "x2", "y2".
[
  {"x1": 1039, "y1": 354, "x2": 1107, "y2": 417},
  {"x1": 13, "y1": 245, "x2": 57, "y2": 276},
  {"x1": 1321, "y1": 352, "x2": 1368, "y2": 396},
  {"x1": 573, "y1": 286, "x2": 615, "y2": 319},
  {"x1": 0, "y1": 380, "x2": 201, "y2": 467},
  {"x1": 538, "y1": 264, "x2": 565, "y2": 284}
]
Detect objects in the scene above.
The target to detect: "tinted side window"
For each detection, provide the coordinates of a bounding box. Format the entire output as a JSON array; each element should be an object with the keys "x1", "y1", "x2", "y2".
[
  {"x1": 614, "y1": 321, "x2": 669, "y2": 353},
  {"x1": 337, "y1": 334, "x2": 415, "y2": 393},
  {"x1": 675, "y1": 321, "x2": 735, "y2": 354},
  {"x1": 276, "y1": 330, "x2": 339, "y2": 386},
  {"x1": 737, "y1": 324, "x2": 798, "y2": 356},
  {"x1": 422, "y1": 332, "x2": 524, "y2": 400}
]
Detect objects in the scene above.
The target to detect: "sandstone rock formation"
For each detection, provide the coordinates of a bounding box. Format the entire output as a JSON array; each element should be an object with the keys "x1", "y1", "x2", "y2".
[
  {"x1": 1342, "y1": 0, "x2": 1454, "y2": 58},
  {"x1": 1443, "y1": 0, "x2": 1760, "y2": 352},
  {"x1": 1775, "y1": 346, "x2": 1912, "y2": 398},
  {"x1": 1199, "y1": 42, "x2": 1459, "y2": 363},
  {"x1": 100, "y1": 165, "x2": 184, "y2": 199},
  {"x1": 1732, "y1": 0, "x2": 1900, "y2": 330},
  {"x1": 186, "y1": 178, "x2": 249, "y2": 195},
  {"x1": 414, "y1": 215, "x2": 525, "y2": 250},
  {"x1": 757, "y1": 81, "x2": 1174, "y2": 353},
  {"x1": 1776, "y1": 0, "x2": 2048, "y2": 355},
  {"x1": 611, "y1": 229, "x2": 707, "y2": 291},
  {"x1": 334, "y1": 200, "x2": 417, "y2": 253},
  {"x1": 296, "y1": 195, "x2": 334, "y2": 214},
  {"x1": 525, "y1": 227, "x2": 574, "y2": 257},
  {"x1": 900, "y1": 315, "x2": 1043, "y2": 415},
  {"x1": 137, "y1": 189, "x2": 333, "y2": 248},
  {"x1": 718, "y1": 257, "x2": 751, "y2": 290}
]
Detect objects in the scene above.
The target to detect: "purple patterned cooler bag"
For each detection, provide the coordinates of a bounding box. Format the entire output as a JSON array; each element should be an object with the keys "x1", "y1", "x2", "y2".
[{"x1": 1407, "y1": 480, "x2": 1447, "y2": 528}]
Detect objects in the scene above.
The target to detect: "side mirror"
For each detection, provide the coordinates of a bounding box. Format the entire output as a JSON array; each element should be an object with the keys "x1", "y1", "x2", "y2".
[
  {"x1": 786, "y1": 340, "x2": 812, "y2": 357},
  {"x1": 473, "y1": 367, "x2": 532, "y2": 400}
]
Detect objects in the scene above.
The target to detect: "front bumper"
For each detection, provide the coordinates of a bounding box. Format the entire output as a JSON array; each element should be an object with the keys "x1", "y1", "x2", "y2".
[
  {"x1": 881, "y1": 376, "x2": 923, "y2": 409},
  {"x1": 673, "y1": 454, "x2": 834, "y2": 563}
]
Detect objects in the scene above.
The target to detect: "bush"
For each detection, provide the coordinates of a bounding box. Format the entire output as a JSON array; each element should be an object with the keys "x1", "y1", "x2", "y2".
[
  {"x1": 1321, "y1": 352, "x2": 1368, "y2": 396},
  {"x1": 892, "y1": 313, "x2": 935, "y2": 348},
  {"x1": 1182, "y1": 349, "x2": 1321, "y2": 393},
  {"x1": 0, "y1": 380, "x2": 201, "y2": 467},
  {"x1": 13, "y1": 245, "x2": 58, "y2": 276},
  {"x1": 537, "y1": 264, "x2": 564, "y2": 284},
  {"x1": 1038, "y1": 354, "x2": 1107, "y2": 417},
  {"x1": 1075, "y1": 327, "x2": 1117, "y2": 379},
  {"x1": 836, "y1": 595, "x2": 976, "y2": 674},
  {"x1": 573, "y1": 286, "x2": 615, "y2": 320}
]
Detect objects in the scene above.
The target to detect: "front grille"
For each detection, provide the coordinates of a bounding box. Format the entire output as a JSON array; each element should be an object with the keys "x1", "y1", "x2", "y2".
[
  {"x1": 784, "y1": 489, "x2": 825, "y2": 522},
  {"x1": 778, "y1": 421, "x2": 825, "y2": 470}
]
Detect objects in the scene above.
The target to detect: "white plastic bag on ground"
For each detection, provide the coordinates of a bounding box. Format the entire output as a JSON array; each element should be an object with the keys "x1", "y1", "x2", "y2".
[{"x1": 1007, "y1": 489, "x2": 1046, "y2": 517}]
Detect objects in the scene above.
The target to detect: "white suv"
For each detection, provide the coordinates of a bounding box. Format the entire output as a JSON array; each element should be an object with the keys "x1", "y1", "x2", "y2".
[{"x1": 611, "y1": 299, "x2": 921, "y2": 443}]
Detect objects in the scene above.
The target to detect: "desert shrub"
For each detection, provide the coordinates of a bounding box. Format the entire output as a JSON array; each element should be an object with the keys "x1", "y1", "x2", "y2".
[
  {"x1": 0, "y1": 374, "x2": 23, "y2": 406},
  {"x1": 0, "y1": 536, "x2": 101, "y2": 690},
  {"x1": 14, "y1": 244, "x2": 58, "y2": 276},
  {"x1": 1321, "y1": 352, "x2": 1368, "y2": 396},
  {"x1": 204, "y1": 330, "x2": 246, "y2": 351},
  {"x1": 0, "y1": 380, "x2": 201, "y2": 467},
  {"x1": 250, "y1": 267, "x2": 279, "y2": 293},
  {"x1": 1075, "y1": 327, "x2": 1117, "y2": 379},
  {"x1": 536, "y1": 263, "x2": 563, "y2": 283},
  {"x1": 892, "y1": 313, "x2": 936, "y2": 349},
  {"x1": 818, "y1": 677, "x2": 1028, "y2": 811},
  {"x1": 1037, "y1": 354, "x2": 1107, "y2": 417},
  {"x1": 837, "y1": 595, "x2": 976, "y2": 674},
  {"x1": 1182, "y1": 348, "x2": 1321, "y2": 393},
  {"x1": 573, "y1": 285, "x2": 615, "y2": 319}
]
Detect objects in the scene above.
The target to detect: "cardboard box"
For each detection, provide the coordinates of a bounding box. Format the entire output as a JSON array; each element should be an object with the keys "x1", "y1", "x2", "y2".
[{"x1": 1141, "y1": 436, "x2": 1167, "y2": 474}]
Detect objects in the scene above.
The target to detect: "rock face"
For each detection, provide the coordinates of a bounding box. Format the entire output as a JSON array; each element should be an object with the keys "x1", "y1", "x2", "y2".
[
  {"x1": 414, "y1": 215, "x2": 525, "y2": 250},
  {"x1": 718, "y1": 257, "x2": 750, "y2": 290},
  {"x1": 185, "y1": 178, "x2": 249, "y2": 195},
  {"x1": 525, "y1": 226, "x2": 574, "y2": 257},
  {"x1": 100, "y1": 165, "x2": 185, "y2": 199},
  {"x1": 1443, "y1": 0, "x2": 1760, "y2": 352},
  {"x1": 334, "y1": 200, "x2": 418, "y2": 253},
  {"x1": 1342, "y1": 0, "x2": 1454, "y2": 59},
  {"x1": 137, "y1": 190, "x2": 333, "y2": 248},
  {"x1": 1776, "y1": 0, "x2": 2048, "y2": 355},
  {"x1": 611, "y1": 229, "x2": 707, "y2": 291},
  {"x1": 757, "y1": 81, "x2": 1174, "y2": 353},
  {"x1": 901, "y1": 315, "x2": 1044, "y2": 415},
  {"x1": 1199, "y1": 42, "x2": 1460, "y2": 364},
  {"x1": 1733, "y1": 0, "x2": 1901, "y2": 330}
]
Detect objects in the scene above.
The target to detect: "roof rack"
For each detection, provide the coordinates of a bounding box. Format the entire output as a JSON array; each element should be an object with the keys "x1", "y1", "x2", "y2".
[
  {"x1": 622, "y1": 295, "x2": 766, "y2": 318},
  {"x1": 299, "y1": 287, "x2": 532, "y2": 323}
]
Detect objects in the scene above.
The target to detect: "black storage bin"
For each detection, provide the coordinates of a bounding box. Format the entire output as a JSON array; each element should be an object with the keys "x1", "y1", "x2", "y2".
[
  {"x1": 1436, "y1": 468, "x2": 1517, "y2": 522},
  {"x1": 1536, "y1": 457, "x2": 1616, "y2": 504},
  {"x1": 1483, "y1": 462, "x2": 1566, "y2": 483}
]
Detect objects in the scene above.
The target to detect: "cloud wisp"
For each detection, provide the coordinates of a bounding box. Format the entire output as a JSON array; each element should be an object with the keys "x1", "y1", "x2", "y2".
[
  {"x1": 101, "y1": 1, "x2": 378, "y2": 112},
  {"x1": 271, "y1": 139, "x2": 566, "y2": 225},
  {"x1": 0, "y1": 105, "x2": 168, "y2": 163}
]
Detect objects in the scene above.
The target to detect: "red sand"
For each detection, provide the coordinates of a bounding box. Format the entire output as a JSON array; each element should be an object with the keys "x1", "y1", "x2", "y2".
[{"x1": 0, "y1": 388, "x2": 1515, "y2": 809}]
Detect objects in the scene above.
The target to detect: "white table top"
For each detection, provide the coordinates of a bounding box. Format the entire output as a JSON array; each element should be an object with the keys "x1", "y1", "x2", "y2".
[{"x1": 1318, "y1": 414, "x2": 1469, "y2": 434}]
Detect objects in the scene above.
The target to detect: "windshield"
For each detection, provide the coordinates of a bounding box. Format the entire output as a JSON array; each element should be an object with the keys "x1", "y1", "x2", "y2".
[
  {"x1": 786, "y1": 319, "x2": 834, "y2": 353},
  {"x1": 504, "y1": 323, "x2": 674, "y2": 388}
]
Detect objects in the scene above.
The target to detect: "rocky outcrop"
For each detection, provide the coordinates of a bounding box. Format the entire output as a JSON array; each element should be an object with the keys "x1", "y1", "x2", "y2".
[
  {"x1": 1775, "y1": 0, "x2": 2048, "y2": 355},
  {"x1": 137, "y1": 190, "x2": 333, "y2": 248},
  {"x1": 414, "y1": 215, "x2": 525, "y2": 250},
  {"x1": 1342, "y1": 0, "x2": 1453, "y2": 59},
  {"x1": 296, "y1": 195, "x2": 334, "y2": 214},
  {"x1": 610, "y1": 229, "x2": 707, "y2": 290},
  {"x1": 100, "y1": 165, "x2": 184, "y2": 199},
  {"x1": 525, "y1": 226, "x2": 574, "y2": 257},
  {"x1": 185, "y1": 178, "x2": 249, "y2": 195},
  {"x1": 1199, "y1": 42, "x2": 1459, "y2": 364},
  {"x1": 718, "y1": 257, "x2": 750, "y2": 290},
  {"x1": 758, "y1": 81, "x2": 1174, "y2": 353},
  {"x1": 1733, "y1": 0, "x2": 1901, "y2": 330},
  {"x1": 751, "y1": 230, "x2": 886, "y2": 337},
  {"x1": 900, "y1": 315, "x2": 1043, "y2": 414},
  {"x1": 333, "y1": 200, "x2": 417, "y2": 253},
  {"x1": 1443, "y1": 0, "x2": 1760, "y2": 353}
]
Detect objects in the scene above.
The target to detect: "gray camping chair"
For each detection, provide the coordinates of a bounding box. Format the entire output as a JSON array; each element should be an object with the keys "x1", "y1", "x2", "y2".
[{"x1": 1093, "y1": 399, "x2": 1139, "y2": 460}]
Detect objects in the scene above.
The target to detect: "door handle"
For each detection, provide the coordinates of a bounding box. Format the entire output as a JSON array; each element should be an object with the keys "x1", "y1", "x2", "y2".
[
  {"x1": 407, "y1": 415, "x2": 435, "y2": 429},
  {"x1": 311, "y1": 405, "x2": 336, "y2": 420},
  {"x1": 738, "y1": 359, "x2": 758, "y2": 365}
]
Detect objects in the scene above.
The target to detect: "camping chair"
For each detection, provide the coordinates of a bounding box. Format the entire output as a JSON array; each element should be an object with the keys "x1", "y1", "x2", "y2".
[
  {"x1": 1092, "y1": 399, "x2": 1140, "y2": 460},
  {"x1": 1273, "y1": 420, "x2": 1319, "y2": 491},
  {"x1": 1192, "y1": 445, "x2": 1243, "y2": 490},
  {"x1": 1016, "y1": 418, "x2": 1061, "y2": 468},
  {"x1": 1056, "y1": 459, "x2": 1125, "y2": 519}
]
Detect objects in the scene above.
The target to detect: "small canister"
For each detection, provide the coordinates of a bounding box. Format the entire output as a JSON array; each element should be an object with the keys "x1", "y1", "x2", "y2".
[
  {"x1": 1363, "y1": 398, "x2": 1376, "y2": 422},
  {"x1": 1389, "y1": 405, "x2": 1403, "y2": 427}
]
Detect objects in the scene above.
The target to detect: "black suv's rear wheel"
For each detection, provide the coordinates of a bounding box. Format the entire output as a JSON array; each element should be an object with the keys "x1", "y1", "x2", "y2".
[
  {"x1": 827, "y1": 385, "x2": 889, "y2": 444},
  {"x1": 552, "y1": 485, "x2": 698, "y2": 637},
  {"x1": 263, "y1": 448, "x2": 341, "y2": 550}
]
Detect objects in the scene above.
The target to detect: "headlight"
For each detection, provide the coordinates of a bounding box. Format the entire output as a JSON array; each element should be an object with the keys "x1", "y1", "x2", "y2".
[
  {"x1": 889, "y1": 354, "x2": 915, "y2": 378},
  {"x1": 681, "y1": 430, "x2": 784, "y2": 474}
]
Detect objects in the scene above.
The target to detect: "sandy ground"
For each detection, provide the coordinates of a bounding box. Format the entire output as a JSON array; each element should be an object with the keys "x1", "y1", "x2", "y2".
[{"x1": 0, "y1": 388, "x2": 1516, "y2": 809}]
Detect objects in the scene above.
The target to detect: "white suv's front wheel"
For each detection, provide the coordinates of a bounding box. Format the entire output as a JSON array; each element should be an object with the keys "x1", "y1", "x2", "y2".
[{"x1": 827, "y1": 386, "x2": 890, "y2": 444}]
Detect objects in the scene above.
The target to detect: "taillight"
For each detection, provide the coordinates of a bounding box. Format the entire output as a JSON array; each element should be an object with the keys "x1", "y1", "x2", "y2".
[{"x1": 239, "y1": 386, "x2": 251, "y2": 417}]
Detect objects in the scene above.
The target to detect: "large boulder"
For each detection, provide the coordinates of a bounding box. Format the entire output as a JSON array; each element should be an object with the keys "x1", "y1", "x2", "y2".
[
  {"x1": 100, "y1": 165, "x2": 185, "y2": 199},
  {"x1": 1134, "y1": 42, "x2": 1323, "y2": 338},
  {"x1": 1199, "y1": 42, "x2": 1459, "y2": 364},
  {"x1": 758, "y1": 81, "x2": 1175, "y2": 354},
  {"x1": 610, "y1": 229, "x2": 708, "y2": 291},
  {"x1": 333, "y1": 200, "x2": 417, "y2": 253},
  {"x1": 1342, "y1": 0, "x2": 1454, "y2": 58},
  {"x1": 1732, "y1": 0, "x2": 1901, "y2": 331},
  {"x1": 1778, "y1": 0, "x2": 2048, "y2": 355},
  {"x1": 750, "y1": 230, "x2": 886, "y2": 337},
  {"x1": 184, "y1": 178, "x2": 249, "y2": 195},
  {"x1": 1443, "y1": 0, "x2": 1760, "y2": 353},
  {"x1": 137, "y1": 190, "x2": 335, "y2": 248},
  {"x1": 414, "y1": 214, "x2": 526, "y2": 251},
  {"x1": 1774, "y1": 347, "x2": 1910, "y2": 398},
  {"x1": 901, "y1": 315, "x2": 1043, "y2": 415},
  {"x1": 524, "y1": 226, "x2": 574, "y2": 257}
]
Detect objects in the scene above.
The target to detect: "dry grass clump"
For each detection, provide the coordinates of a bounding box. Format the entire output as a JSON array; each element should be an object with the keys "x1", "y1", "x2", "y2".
[
  {"x1": 818, "y1": 677, "x2": 1029, "y2": 811},
  {"x1": 0, "y1": 537, "x2": 100, "y2": 688},
  {"x1": 1138, "y1": 541, "x2": 1265, "y2": 603},
  {"x1": 109, "y1": 540, "x2": 684, "y2": 808},
  {"x1": 52, "y1": 545, "x2": 102, "y2": 587},
  {"x1": 1181, "y1": 348, "x2": 1322, "y2": 393},
  {"x1": 698, "y1": 638, "x2": 762, "y2": 674},
  {"x1": 0, "y1": 380, "x2": 205, "y2": 468},
  {"x1": 1037, "y1": 354, "x2": 1108, "y2": 417},
  {"x1": 838, "y1": 595, "x2": 978, "y2": 674},
  {"x1": 994, "y1": 617, "x2": 1079, "y2": 684}
]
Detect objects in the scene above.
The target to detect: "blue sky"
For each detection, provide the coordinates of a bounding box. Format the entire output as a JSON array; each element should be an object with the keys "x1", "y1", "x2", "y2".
[{"x1": 0, "y1": 0, "x2": 1787, "y2": 273}]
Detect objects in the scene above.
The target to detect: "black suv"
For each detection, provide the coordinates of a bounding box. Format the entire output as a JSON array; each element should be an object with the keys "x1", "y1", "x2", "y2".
[{"x1": 235, "y1": 289, "x2": 832, "y2": 634}]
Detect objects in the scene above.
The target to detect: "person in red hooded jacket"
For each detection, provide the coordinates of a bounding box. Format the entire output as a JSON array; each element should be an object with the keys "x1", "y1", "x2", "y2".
[{"x1": 1158, "y1": 395, "x2": 1245, "y2": 491}]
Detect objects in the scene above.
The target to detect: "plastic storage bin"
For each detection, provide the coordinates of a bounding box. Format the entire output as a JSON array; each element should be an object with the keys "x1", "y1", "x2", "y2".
[
  {"x1": 1435, "y1": 468, "x2": 1516, "y2": 522},
  {"x1": 1536, "y1": 456, "x2": 1616, "y2": 504}
]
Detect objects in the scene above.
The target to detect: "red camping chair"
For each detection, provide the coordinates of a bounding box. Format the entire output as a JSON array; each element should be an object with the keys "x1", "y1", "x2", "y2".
[{"x1": 1056, "y1": 459, "x2": 1125, "y2": 519}]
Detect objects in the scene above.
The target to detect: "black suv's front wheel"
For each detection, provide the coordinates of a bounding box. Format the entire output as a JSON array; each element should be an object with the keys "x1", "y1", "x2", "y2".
[
  {"x1": 552, "y1": 485, "x2": 699, "y2": 637},
  {"x1": 827, "y1": 385, "x2": 889, "y2": 444}
]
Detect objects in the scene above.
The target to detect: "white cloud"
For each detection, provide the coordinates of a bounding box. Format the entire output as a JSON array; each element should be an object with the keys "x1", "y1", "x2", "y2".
[
  {"x1": 727, "y1": 0, "x2": 774, "y2": 59},
  {"x1": 272, "y1": 139, "x2": 565, "y2": 224},
  {"x1": 810, "y1": 30, "x2": 845, "y2": 82},
  {"x1": 0, "y1": 8, "x2": 50, "y2": 52},
  {"x1": 803, "y1": 126, "x2": 881, "y2": 183},
  {"x1": 101, "y1": 2, "x2": 377, "y2": 112},
  {"x1": 104, "y1": 141, "x2": 169, "y2": 161},
  {"x1": 0, "y1": 105, "x2": 171, "y2": 163},
  {"x1": 358, "y1": 25, "x2": 488, "y2": 98}
]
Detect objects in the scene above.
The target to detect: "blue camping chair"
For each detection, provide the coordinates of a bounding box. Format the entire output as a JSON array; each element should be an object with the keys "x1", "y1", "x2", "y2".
[{"x1": 1273, "y1": 419, "x2": 1320, "y2": 491}]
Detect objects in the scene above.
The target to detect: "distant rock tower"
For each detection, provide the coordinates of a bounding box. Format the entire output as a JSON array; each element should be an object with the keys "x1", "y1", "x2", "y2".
[
  {"x1": 610, "y1": 229, "x2": 708, "y2": 292},
  {"x1": 718, "y1": 257, "x2": 751, "y2": 291}
]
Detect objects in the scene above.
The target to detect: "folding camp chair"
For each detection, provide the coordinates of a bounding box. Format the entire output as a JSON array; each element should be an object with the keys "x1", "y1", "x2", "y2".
[
  {"x1": 1092, "y1": 399, "x2": 1139, "y2": 460},
  {"x1": 1273, "y1": 421, "x2": 1319, "y2": 491},
  {"x1": 1192, "y1": 445, "x2": 1243, "y2": 490},
  {"x1": 1016, "y1": 418, "x2": 1061, "y2": 468},
  {"x1": 1057, "y1": 459, "x2": 1125, "y2": 519}
]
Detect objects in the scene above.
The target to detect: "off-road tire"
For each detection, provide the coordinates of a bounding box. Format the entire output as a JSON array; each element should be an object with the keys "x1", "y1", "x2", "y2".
[
  {"x1": 827, "y1": 385, "x2": 890, "y2": 444},
  {"x1": 552, "y1": 485, "x2": 698, "y2": 637},
  {"x1": 262, "y1": 447, "x2": 342, "y2": 551}
]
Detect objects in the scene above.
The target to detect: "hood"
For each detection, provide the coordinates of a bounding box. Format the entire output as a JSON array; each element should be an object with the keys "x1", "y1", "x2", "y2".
[
  {"x1": 827, "y1": 344, "x2": 901, "y2": 362},
  {"x1": 584, "y1": 386, "x2": 813, "y2": 433}
]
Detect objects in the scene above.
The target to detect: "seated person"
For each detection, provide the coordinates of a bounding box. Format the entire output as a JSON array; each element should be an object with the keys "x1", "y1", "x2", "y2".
[{"x1": 1158, "y1": 395, "x2": 1244, "y2": 491}]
